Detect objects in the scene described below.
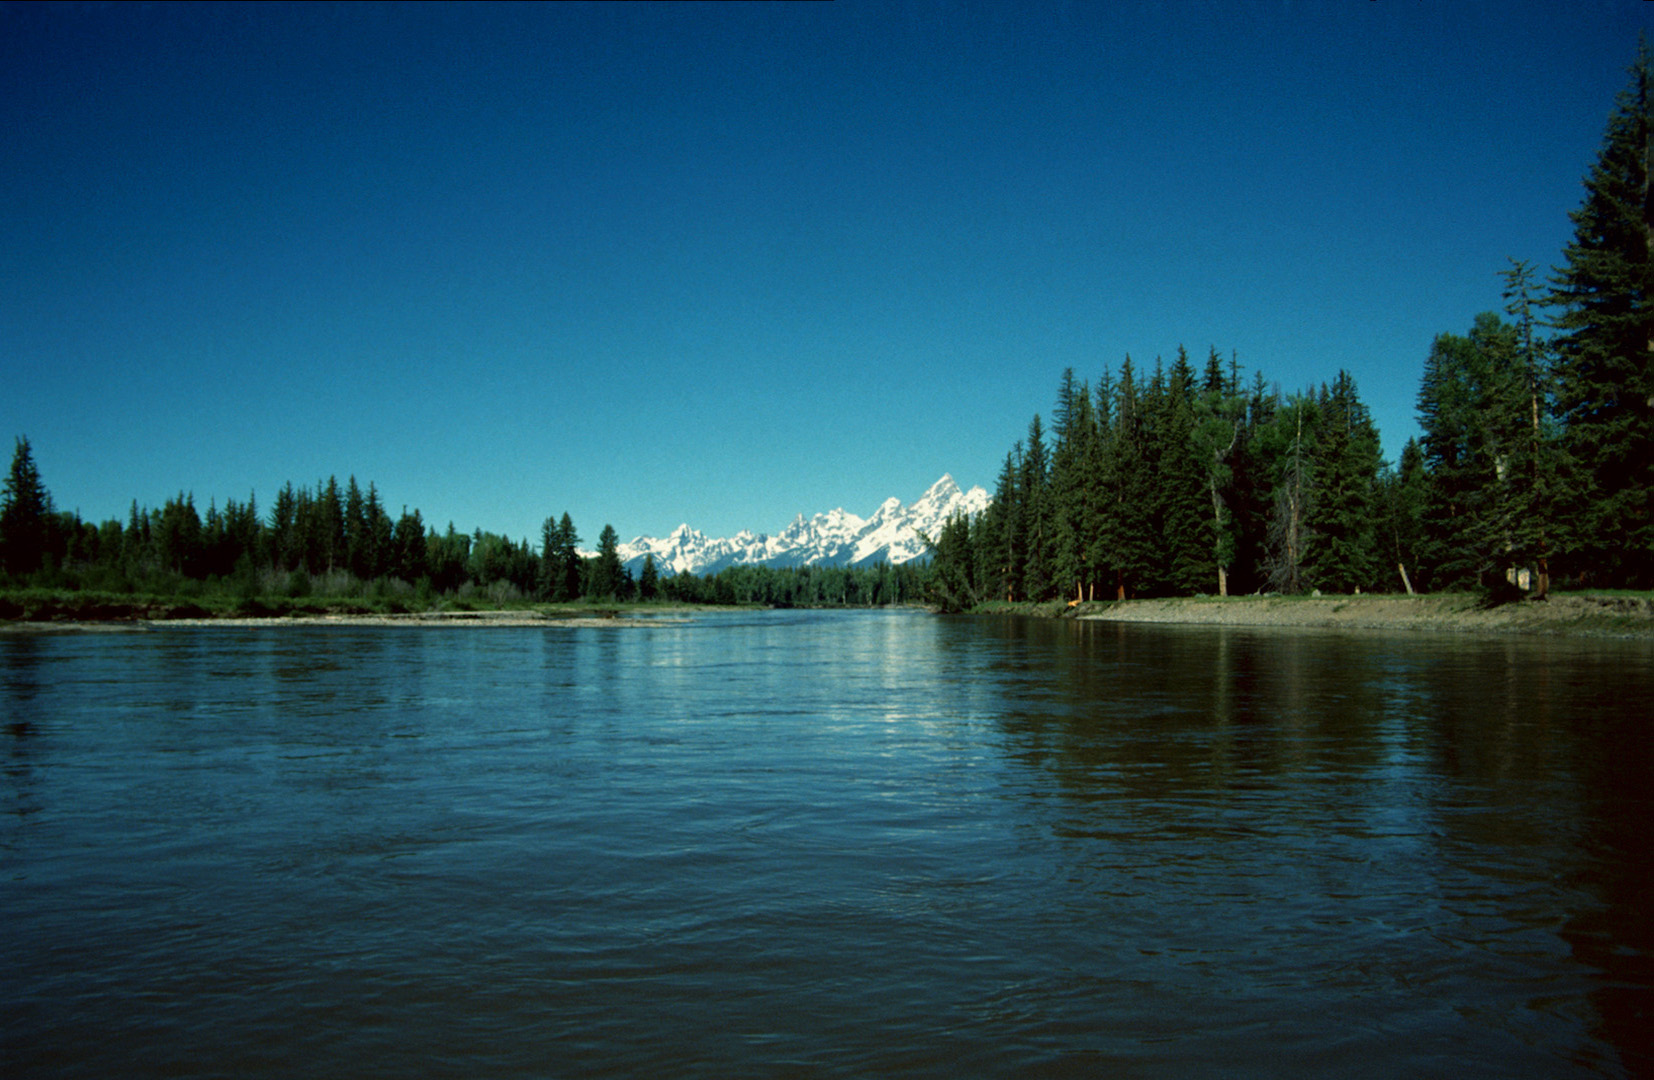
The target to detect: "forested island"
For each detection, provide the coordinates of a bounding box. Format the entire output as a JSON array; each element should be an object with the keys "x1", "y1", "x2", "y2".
[{"x1": 4, "y1": 45, "x2": 1654, "y2": 626}]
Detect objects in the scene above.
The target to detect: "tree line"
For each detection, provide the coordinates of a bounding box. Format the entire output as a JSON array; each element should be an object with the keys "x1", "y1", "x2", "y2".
[
  {"x1": 929, "y1": 43, "x2": 1654, "y2": 610},
  {"x1": 926, "y1": 350, "x2": 1390, "y2": 610},
  {"x1": 0, "y1": 441, "x2": 920, "y2": 608}
]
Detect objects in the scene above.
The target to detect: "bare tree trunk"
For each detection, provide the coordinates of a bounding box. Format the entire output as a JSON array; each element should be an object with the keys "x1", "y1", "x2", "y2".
[{"x1": 1398, "y1": 562, "x2": 1414, "y2": 595}]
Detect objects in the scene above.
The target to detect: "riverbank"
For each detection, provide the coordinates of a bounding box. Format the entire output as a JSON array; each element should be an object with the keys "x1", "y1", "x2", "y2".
[
  {"x1": 1025, "y1": 593, "x2": 1654, "y2": 637},
  {"x1": 0, "y1": 595, "x2": 723, "y2": 632}
]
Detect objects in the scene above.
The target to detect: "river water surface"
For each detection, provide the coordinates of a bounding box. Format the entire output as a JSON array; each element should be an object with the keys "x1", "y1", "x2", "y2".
[{"x1": 4, "y1": 611, "x2": 1652, "y2": 1077}]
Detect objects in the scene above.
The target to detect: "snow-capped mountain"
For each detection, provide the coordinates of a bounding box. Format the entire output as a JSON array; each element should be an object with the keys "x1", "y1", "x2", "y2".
[{"x1": 616, "y1": 475, "x2": 990, "y2": 577}]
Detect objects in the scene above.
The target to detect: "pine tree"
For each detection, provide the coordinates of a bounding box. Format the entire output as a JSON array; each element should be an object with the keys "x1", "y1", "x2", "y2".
[
  {"x1": 1080, "y1": 369, "x2": 1116, "y2": 601},
  {"x1": 1261, "y1": 394, "x2": 1317, "y2": 594},
  {"x1": 989, "y1": 444, "x2": 1024, "y2": 601},
  {"x1": 1418, "y1": 308, "x2": 1560, "y2": 593},
  {"x1": 345, "y1": 477, "x2": 369, "y2": 579},
  {"x1": 1155, "y1": 349, "x2": 1211, "y2": 595},
  {"x1": 1304, "y1": 372, "x2": 1382, "y2": 593},
  {"x1": 591, "y1": 524, "x2": 623, "y2": 600},
  {"x1": 1548, "y1": 40, "x2": 1654, "y2": 586},
  {"x1": 639, "y1": 553, "x2": 659, "y2": 601},
  {"x1": 1020, "y1": 416, "x2": 1052, "y2": 601},
  {"x1": 538, "y1": 514, "x2": 585, "y2": 602},
  {"x1": 365, "y1": 484, "x2": 392, "y2": 580},
  {"x1": 1381, "y1": 438, "x2": 1428, "y2": 593},
  {"x1": 1048, "y1": 369, "x2": 1096, "y2": 603},
  {"x1": 1107, "y1": 357, "x2": 1156, "y2": 599},
  {"x1": 548, "y1": 514, "x2": 579, "y2": 601},
  {"x1": 394, "y1": 507, "x2": 428, "y2": 584},
  {"x1": 1193, "y1": 348, "x2": 1245, "y2": 595},
  {"x1": 1493, "y1": 262, "x2": 1559, "y2": 594},
  {"x1": 0, "y1": 437, "x2": 52, "y2": 578}
]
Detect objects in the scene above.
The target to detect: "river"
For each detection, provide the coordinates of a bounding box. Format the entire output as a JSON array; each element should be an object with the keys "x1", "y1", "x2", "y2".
[{"x1": 3, "y1": 611, "x2": 1651, "y2": 1077}]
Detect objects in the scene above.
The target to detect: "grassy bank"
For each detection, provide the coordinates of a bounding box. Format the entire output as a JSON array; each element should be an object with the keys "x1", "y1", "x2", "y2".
[{"x1": 965, "y1": 592, "x2": 1654, "y2": 638}]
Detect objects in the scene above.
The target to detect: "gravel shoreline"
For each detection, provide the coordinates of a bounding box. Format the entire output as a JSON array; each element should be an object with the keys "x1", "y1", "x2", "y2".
[
  {"x1": 6, "y1": 595, "x2": 1651, "y2": 638},
  {"x1": 1075, "y1": 593, "x2": 1654, "y2": 637},
  {"x1": 0, "y1": 610, "x2": 685, "y2": 633}
]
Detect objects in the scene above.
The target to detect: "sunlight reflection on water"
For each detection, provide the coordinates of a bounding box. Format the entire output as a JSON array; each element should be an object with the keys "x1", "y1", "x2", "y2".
[{"x1": 3, "y1": 613, "x2": 1651, "y2": 1077}]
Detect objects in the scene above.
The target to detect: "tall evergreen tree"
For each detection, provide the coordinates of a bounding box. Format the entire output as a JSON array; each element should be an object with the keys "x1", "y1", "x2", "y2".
[
  {"x1": 1304, "y1": 372, "x2": 1382, "y2": 593},
  {"x1": 1499, "y1": 261, "x2": 1562, "y2": 595},
  {"x1": 1548, "y1": 40, "x2": 1654, "y2": 586},
  {"x1": 1194, "y1": 348, "x2": 1245, "y2": 595},
  {"x1": 988, "y1": 444, "x2": 1024, "y2": 601},
  {"x1": 1260, "y1": 393, "x2": 1318, "y2": 594},
  {"x1": 1418, "y1": 309, "x2": 1559, "y2": 593},
  {"x1": 1107, "y1": 358, "x2": 1156, "y2": 599},
  {"x1": 0, "y1": 437, "x2": 52, "y2": 578},
  {"x1": 557, "y1": 514, "x2": 582, "y2": 601},
  {"x1": 1417, "y1": 328, "x2": 1484, "y2": 587},
  {"x1": 639, "y1": 553, "x2": 659, "y2": 601},
  {"x1": 590, "y1": 524, "x2": 624, "y2": 600},
  {"x1": 365, "y1": 483, "x2": 392, "y2": 580},
  {"x1": 1020, "y1": 416, "x2": 1052, "y2": 601},
  {"x1": 1381, "y1": 438, "x2": 1428, "y2": 593},
  {"x1": 1048, "y1": 369, "x2": 1096, "y2": 603},
  {"x1": 1155, "y1": 349, "x2": 1211, "y2": 594},
  {"x1": 344, "y1": 477, "x2": 369, "y2": 579},
  {"x1": 394, "y1": 507, "x2": 428, "y2": 583}
]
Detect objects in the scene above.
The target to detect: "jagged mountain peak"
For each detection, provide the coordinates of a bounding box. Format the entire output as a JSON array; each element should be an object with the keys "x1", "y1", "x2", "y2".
[{"x1": 615, "y1": 476, "x2": 989, "y2": 577}]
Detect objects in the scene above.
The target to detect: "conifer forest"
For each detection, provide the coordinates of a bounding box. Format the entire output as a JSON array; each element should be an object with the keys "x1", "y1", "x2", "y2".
[{"x1": 927, "y1": 45, "x2": 1654, "y2": 611}]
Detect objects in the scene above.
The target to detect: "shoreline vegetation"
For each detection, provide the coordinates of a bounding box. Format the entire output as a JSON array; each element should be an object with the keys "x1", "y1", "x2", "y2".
[
  {"x1": 0, "y1": 589, "x2": 742, "y2": 632},
  {"x1": 4, "y1": 587, "x2": 1651, "y2": 640},
  {"x1": 979, "y1": 592, "x2": 1654, "y2": 639}
]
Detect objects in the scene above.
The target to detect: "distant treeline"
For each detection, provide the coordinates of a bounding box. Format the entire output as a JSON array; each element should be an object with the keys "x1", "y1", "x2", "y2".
[
  {"x1": 928, "y1": 46, "x2": 1654, "y2": 611},
  {"x1": 0, "y1": 454, "x2": 922, "y2": 609}
]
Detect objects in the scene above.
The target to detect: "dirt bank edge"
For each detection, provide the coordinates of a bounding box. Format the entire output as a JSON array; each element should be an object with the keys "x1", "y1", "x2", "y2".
[{"x1": 1071, "y1": 594, "x2": 1654, "y2": 637}]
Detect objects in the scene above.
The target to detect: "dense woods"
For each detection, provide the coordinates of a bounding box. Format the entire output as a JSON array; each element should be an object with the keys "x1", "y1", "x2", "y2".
[
  {"x1": 928, "y1": 44, "x2": 1654, "y2": 611},
  {"x1": 0, "y1": 439, "x2": 925, "y2": 610}
]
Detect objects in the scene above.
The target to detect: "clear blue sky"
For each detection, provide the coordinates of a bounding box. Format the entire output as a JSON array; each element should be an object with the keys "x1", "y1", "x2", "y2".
[{"x1": 5, "y1": 1, "x2": 1652, "y2": 544}]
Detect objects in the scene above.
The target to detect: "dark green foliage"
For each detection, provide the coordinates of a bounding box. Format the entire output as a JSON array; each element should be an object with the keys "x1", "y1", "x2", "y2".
[
  {"x1": 536, "y1": 513, "x2": 583, "y2": 603},
  {"x1": 1155, "y1": 348, "x2": 1214, "y2": 595},
  {"x1": 589, "y1": 524, "x2": 625, "y2": 600},
  {"x1": 923, "y1": 511, "x2": 980, "y2": 612},
  {"x1": 1106, "y1": 358, "x2": 1158, "y2": 598},
  {"x1": 973, "y1": 355, "x2": 1392, "y2": 601},
  {"x1": 1258, "y1": 393, "x2": 1317, "y2": 594},
  {"x1": 1303, "y1": 372, "x2": 1383, "y2": 592},
  {"x1": 1416, "y1": 302, "x2": 1563, "y2": 593},
  {"x1": 639, "y1": 553, "x2": 659, "y2": 601},
  {"x1": 1547, "y1": 43, "x2": 1654, "y2": 586},
  {"x1": 662, "y1": 561, "x2": 927, "y2": 608},
  {"x1": 1019, "y1": 415, "x2": 1052, "y2": 601},
  {"x1": 427, "y1": 524, "x2": 470, "y2": 594},
  {"x1": 469, "y1": 530, "x2": 537, "y2": 597},
  {"x1": 395, "y1": 507, "x2": 428, "y2": 584},
  {"x1": 1379, "y1": 438, "x2": 1429, "y2": 593},
  {"x1": 1193, "y1": 349, "x2": 1247, "y2": 596},
  {"x1": 1, "y1": 437, "x2": 53, "y2": 579}
]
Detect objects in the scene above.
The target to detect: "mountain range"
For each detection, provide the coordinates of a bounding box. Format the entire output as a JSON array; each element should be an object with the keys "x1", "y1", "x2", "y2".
[{"x1": 613, "y1": 475, "x2": 990, "y2": 577}]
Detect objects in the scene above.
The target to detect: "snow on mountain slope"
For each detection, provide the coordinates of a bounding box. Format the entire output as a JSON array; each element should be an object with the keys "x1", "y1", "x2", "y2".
[{"x1": 617, "y1": 475, "x2": 989, "y2": 576}]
